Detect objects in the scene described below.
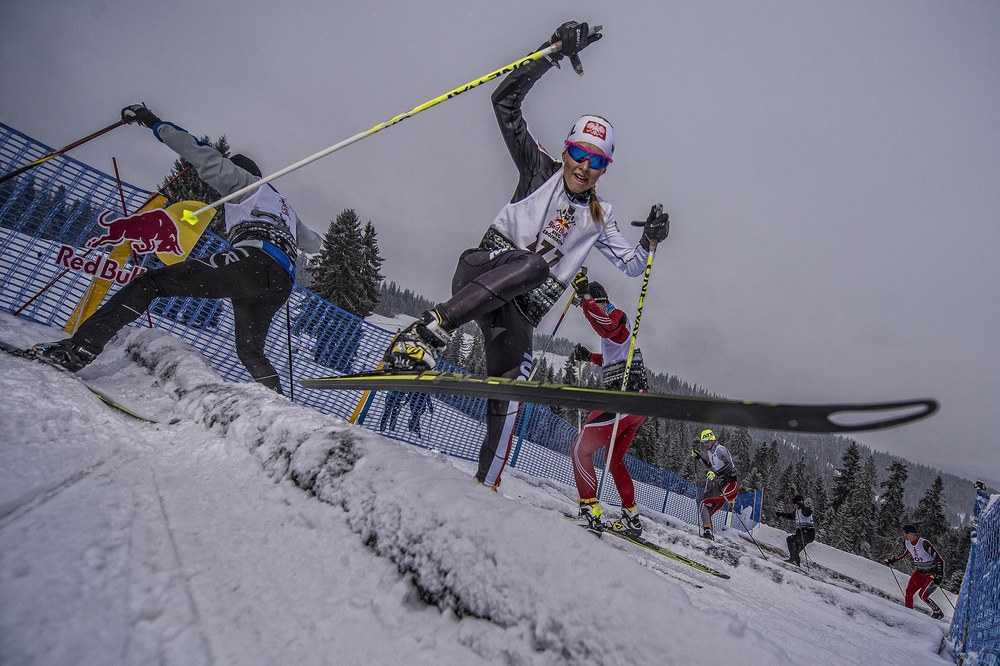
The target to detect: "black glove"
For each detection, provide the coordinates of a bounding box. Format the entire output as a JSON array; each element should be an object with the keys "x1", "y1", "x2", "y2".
[
  {"x1": 570, "y1": 343, "x2": 592, "y2": 363},
  {"x1": 571, "y1": 270, "x2": 590, "y2": 298},
  {"x1": 883, "y1": 558, "x2": 894, "y2": 566},
  {"x1": 690, "y1": 446, "x2": 701, "y2": 459},
  {"x1": 121, "y1": 104, "x2": 161, "y2": 129},
  {"x1": 640, "y1": 205, "x2": 670, "y2": 250},
  {"x1": 551, "y1": 21, "x2": 591, "y2": 59}
]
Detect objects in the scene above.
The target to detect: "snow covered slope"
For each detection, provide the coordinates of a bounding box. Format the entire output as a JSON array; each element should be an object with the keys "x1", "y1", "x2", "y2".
[{"x1": 0, "y1": 314, "x2": 953, "y2": 665}]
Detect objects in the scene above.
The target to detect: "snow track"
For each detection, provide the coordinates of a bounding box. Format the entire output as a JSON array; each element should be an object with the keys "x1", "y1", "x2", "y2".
[{"x1": 1, "y1": 317, "x2": 951, "y2": 664}]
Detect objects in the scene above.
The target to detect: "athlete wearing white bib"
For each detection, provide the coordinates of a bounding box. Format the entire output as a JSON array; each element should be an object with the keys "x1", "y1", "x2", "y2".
[
  {"x1": 384, "y1": 21, "x2": 671, "y2": 490},
  {"x1": 568, "y1": 280, "x2": 649, "y2": 534},
  {"x1": 776, "y1": 495, "x2": 816, "y2": 565},
  {"x1": 885, "y1": 525, "x2": 945, "y2": 619},
  {"x1": 35, "y1": 104, "x2": 319, "y2": 394}
]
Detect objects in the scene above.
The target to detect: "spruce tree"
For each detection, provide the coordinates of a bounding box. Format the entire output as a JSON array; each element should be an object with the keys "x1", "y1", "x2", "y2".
[
  {"x1": 877, "y1": 461, "x2": 910, "y2": 541},
  {"x1": 311, "y1": 209, "x2": 376, "y2": 317},
  {"x1": 440, "y1": 328, "x2": 465, "y2": 366},
  {"x1": 811, "y1": 477, "x2": 829, "y2": 530},
  {"x1": 913, "y1": 476, "x2": 950, "y2": 541},
  {"x1": 358, "y1": 221, "x2": 384, "y2": 316},
  {"x1": 835, "y1": 455, "x2": 878, "y2": 557},
  {"x1": 831, "y1": 441, "x2": 862, "y2": 513},
  {"x1": 464, "y1": 330, "x2": 486, "y2": 374}
]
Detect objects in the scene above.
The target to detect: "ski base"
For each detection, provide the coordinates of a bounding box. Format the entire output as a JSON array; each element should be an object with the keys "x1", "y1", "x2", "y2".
[{"x1": 301, "y1": 371, "x2": 938, "y2": 434}]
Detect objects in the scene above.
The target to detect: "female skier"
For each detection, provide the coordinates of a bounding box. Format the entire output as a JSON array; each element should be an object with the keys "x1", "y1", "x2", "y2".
[{"x1": 385, "y1": 20, "x2": 670, "y2": 489}]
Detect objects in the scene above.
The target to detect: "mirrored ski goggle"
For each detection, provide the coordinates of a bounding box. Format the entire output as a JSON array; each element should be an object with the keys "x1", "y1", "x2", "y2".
[{"x1": 564, "y1": 141, "x2": 612, "y2": 170}]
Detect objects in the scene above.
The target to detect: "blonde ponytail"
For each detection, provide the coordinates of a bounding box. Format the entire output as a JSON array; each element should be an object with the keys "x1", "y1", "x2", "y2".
[{"x1": 589, "y1": 187, "x2": 604, "y2": 224}]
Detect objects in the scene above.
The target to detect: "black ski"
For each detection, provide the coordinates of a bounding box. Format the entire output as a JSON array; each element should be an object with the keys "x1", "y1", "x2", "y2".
[
  {"x1": 301, "y1": 371, "x2": 938, "y2": 434},
  {"x1": 0, "y1": 339, "x2": 158, "y2": 423}
]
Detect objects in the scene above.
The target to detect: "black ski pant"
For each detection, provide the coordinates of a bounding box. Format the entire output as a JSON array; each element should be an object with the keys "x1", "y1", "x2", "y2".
[
  {"x1": 438, "y1": 248, "x2": 549, "y2": 487},
  {"x1": 786, "y1": 526, "x2": 816, "y2": 564},
  {"x1": 73, "y1": 246, "x2": 292, "y2": 393}
]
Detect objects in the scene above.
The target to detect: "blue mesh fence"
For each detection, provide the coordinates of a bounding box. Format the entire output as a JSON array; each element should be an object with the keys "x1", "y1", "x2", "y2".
[
  {"x1": 0, "y1": 121, "x2": 760, "y2": 533},
  {"x1": 948, "y1": 484, "x2": 999, "y2": 665}
]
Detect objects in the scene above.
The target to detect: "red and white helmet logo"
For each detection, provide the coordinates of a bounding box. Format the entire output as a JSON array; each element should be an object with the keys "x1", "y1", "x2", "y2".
[{"x1": 583, "y1": 121, "x2": 607, "y2": 141}]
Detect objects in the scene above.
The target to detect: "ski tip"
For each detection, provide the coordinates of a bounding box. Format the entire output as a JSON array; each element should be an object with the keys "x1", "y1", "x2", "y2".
[{"x1": 824, "y1": 398, "x2": 939, "y2": 432}]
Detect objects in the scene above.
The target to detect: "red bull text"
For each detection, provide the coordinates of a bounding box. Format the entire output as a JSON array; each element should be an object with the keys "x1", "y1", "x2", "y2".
[{"x1": 54, "y1": 245, "x2": 147, "y2": 285}]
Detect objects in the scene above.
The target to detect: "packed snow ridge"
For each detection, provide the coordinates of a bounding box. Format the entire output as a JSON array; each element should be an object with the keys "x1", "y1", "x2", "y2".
[{"x1": 0, "y1": 319, "x2": 951, "y2": 665}]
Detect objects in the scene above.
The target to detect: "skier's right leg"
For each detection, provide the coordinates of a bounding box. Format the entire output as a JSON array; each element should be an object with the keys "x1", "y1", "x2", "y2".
[
  {"x1": 37, "y1": 255, "x2": 222, "y2": 371},
  {"x1": 904, "y1": 573, "x2": 924, "y2": 609}
]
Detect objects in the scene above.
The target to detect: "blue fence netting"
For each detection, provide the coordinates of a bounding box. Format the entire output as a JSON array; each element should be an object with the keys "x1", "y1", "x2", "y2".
[
  {"x1": 0, "y1": 121, "x2": 761, "y2": 534},
  {"x1": 948, "y1": 484, "x2": 999, "y2": 665}
]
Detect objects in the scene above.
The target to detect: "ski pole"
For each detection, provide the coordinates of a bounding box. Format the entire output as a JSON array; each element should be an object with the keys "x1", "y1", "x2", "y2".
[
  {"x1": 285, "y1": 299, "x2": 295, "y2": 401},
  {"x1": 176, "y1": 27, "x2": 603, "y2": 227},
  {"x1": 509, "y1": 282, "x2": 582, "y2": 467},
  {"x1": 731, "y1": 499, "x2": 767, "y2": 559},
  {"x1": 597, "y1": 204, "x2": 662, "y2": 503},
  {"x1": 887, "y1": 564, "x2": 906, "y2": 598},
  {"x1": 0, "y1": 119, "x2": 125, "y2": 184}
]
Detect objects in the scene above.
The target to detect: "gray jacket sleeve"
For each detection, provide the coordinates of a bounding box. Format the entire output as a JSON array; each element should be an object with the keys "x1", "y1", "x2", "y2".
[
  {"x1": 296, "y1": 219, "x2": 321, "y2": 253},
  {"x1": 152, "y1": 122, "x2": 256, "y2": 202}
]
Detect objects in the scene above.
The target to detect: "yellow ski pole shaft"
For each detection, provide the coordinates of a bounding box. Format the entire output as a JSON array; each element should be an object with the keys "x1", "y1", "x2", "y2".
[
  {"x1": 180, "y1": 28, "x2": 602, "y2": 225},
  {"x1": 597, "y1": 205, "x2": 661, "y2": 503}
]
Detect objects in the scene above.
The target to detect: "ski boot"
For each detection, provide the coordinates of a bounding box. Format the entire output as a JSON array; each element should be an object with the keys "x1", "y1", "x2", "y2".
[
  {"x1": 474, "y1": 476, "x2": 500, "y2": 492},
  {"x1": 383, "y1": 311, "x2": 451, "y2": 371},
  {"x1": 930, "y1": 608, "x2": 944, "y2": 620},
  {"x1": 701, "y1": 526, "x2": 715, "y2": 541},
  {"x1": 578, "y1": 498, "x2": 608, "y2": 534},
  {"x1": 611, "y1": 505, "x2": 643, "y2": 538},
  {"x1": 33, "y1": 339, "x2": 98, "y2": 373}
]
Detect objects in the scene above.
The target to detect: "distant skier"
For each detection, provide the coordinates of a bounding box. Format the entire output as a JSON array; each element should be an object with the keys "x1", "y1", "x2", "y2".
[
  {"x1": 692, "y1": 429, "x2": 739, "y2": 540},
  {"x1": 568, "y1": 276, "x2": 647, "y2": 535},
  {"x1": 405, "y1": 392, "x2": 434, "y2": 438},
  {"x1": 379, "y1": 20, "x2": 670, "y2": 491},
  {"x1": 884, "y1": 524, "x2": 945, "y2": 619},
  {"x1": 34, "y1": 104, "x2": 320, "y2": 394},
  {"x1": 775, "y1": 494, "x2": 816, "y2": 565},
  {"x1": 379, "y1": 390, "x2": 406, "y2": 431}
]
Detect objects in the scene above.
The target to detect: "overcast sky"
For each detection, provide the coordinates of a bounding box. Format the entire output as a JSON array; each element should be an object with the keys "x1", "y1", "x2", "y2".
[{"x1": 2, "y1": 1, "x2": 998, "y2": 484}]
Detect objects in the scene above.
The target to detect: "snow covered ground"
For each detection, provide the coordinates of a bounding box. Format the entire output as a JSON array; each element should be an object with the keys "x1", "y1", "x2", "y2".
[{"x1": 0, "y1": 313, "x2": 956, "y2": 665}]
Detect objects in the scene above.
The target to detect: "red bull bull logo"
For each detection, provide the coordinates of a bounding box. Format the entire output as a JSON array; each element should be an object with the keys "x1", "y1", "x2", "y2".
[{"x1": 87, "y1": 209, "x2": 183, "y2": 255}]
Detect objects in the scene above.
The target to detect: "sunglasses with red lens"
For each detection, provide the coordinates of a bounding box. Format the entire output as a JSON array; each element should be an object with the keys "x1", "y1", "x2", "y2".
[{"x1": 564, "y1": 141, "x2": 612, "y2": 170}]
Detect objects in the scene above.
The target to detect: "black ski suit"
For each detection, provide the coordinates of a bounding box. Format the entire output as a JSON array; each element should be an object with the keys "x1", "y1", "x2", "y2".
[
  {"x1": 71, "y1": 121, "x2": 319, "y2": 393},
  {"x1": 433, "y1": 54, "x2": 650, "y2": 488},
  {"x1": 776, "y1": 501, "x2": 816, "y2": 565}
]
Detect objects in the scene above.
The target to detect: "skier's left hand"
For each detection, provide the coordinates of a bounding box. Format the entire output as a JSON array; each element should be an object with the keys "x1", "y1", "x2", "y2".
[
  {"x1": 706, "y1": 470, "x2": 716, "y2": 481},
  {"x1": 570, "y1": 343, "x2": 592, "y2": 363},
  {"x1": 641, "y1": 205, "x2": 670, "y2": 250}
]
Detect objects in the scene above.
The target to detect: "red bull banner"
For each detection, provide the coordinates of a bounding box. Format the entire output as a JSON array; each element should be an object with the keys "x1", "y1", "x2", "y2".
[{"x1": 59, "y1": 199, "x2": 212, "y2": 333}]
